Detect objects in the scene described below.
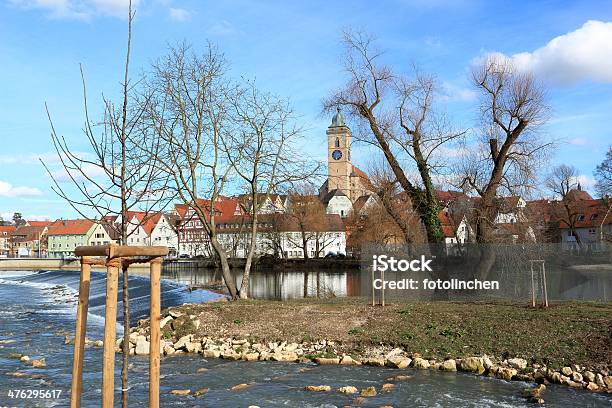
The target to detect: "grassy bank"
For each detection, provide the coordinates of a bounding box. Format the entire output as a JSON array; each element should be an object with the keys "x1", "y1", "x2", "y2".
[{"x1": 163, "y1": 298, "x2": 611, "y2": 371}]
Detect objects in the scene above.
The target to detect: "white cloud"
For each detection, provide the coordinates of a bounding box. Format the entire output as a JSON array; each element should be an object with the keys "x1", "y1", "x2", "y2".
[
  {"x1": 8, "y1": 0, "x2": 140, "y2": 20},
  {"x1": 440, "y1": 82, "x2": 477, "y2": 102},
  {"x1": 576, "y1": 174, "x2": 596, "y2": 189},
  {"x1": 0, "y1": 212, "x2": 52, "y2": 221},
  {"x1": 51, "y1": 162, "x2": 107, "y2": 183},
  {"x1": 479, "y1": 20, "x2": 612, "y2": 85},
  {"x1": 207, "y1": 20, "x2": 236, "y2": 36},
  {"x1": 0, "y1": 181, "x2": 43, "y2": 198},
  {"x1": 568, "y1": 137, "x2": 587, "y2": 146},
  {"x1": 169, "y1": 7, "x2": 189, "y2": 22}
]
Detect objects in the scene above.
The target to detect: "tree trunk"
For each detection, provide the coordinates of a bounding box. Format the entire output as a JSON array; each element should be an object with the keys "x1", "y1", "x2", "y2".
[
  {"x1": 239, "y1": 212, "x2": 258, "y2": 299},
  {"x1": 210, "y1": 235, "x2": 238, "y2": 299}
]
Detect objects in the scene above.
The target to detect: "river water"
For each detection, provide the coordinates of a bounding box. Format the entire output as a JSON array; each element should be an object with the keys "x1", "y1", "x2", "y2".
[{"x1": 0, "y1": 269, "x2": 610, "y2": 407}]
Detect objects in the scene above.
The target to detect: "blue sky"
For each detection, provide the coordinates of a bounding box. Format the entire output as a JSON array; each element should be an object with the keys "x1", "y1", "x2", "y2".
[{"x1": 1, "y1": 0, "x2": 611, "y2": 220}]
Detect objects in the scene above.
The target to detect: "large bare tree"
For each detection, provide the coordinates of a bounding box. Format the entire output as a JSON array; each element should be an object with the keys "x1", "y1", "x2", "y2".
[
  {"x1": 146, "y1": 43, "x2": 241, "y2": 298},
  {"x1": 460, "y1": 55, "x2": 550, "y2": 243},
  {"x1": 42, "y1": 2, "x2": 167, "y2": 406},
  {"x1": 325, "y1": 30, "x2": 464, "y2": 243},
  {"x1": 225, "y1": 80, "x2": 318, "y2": 298},
  {"x1": 594, "y1": 146, "x2": 612, "y2": 197}
]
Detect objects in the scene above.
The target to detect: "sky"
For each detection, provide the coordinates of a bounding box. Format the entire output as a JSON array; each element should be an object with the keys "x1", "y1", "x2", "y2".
[{"x1": 1, "y1": 0, "x2": 611, "y2": 221}]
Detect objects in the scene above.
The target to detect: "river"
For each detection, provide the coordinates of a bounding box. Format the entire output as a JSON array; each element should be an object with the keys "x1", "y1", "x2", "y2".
[{"x1": 0, "y1": 269, "x2": 610, "y2": 407}]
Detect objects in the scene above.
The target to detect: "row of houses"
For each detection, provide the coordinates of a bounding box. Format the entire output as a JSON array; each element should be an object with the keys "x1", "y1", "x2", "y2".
[{"x1": 2, "y1": 186, "x2": 609, "y2": 259}]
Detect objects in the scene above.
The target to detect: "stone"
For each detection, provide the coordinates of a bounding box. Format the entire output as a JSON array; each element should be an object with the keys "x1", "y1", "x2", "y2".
[
  {"x1": 583, "y1": 371, "x2": 595, "y2": 382},
  {"x1": 231, "y1": 383, "x2": 251, "y2": 391},
  {"x1": 381, "y1": 383, "x2": 394, "y2": 391},
  {"x1": 129, "y1": 332, "x2": 140, "y2": 345},
  {"x1": 203, "y1": 350, "x2": 221, "y2": 359},
  {"x1": 305, "y1": 385, "x2": 331, "y2": 392},
  {"x1": 194, "y1": 387, "x2": 209, "y2": 397},
  {"x1": 19, "y1": 356, "x2": 30, "y2": 362},
  {"x1": 586, "y1": 382, "x2": 599, "y2": 391},
  {"x1": 135, "y1": 337, "x2": 150, "y2": 355},
  {"x1": 196, "y1": 367, "x2": 209, "y2": 373},
  {"x1": 386, "y1": 356, "x2": 411, "y2": 369},
  {"x1": 168, "y1": 310, "x2": 184, "y2": 318},
  {"x1": 169, "y1": 389, "x2": 191, "y2": 395},
  {"x1": 163, "y1": 345, "x2": 176, "y2": 355},
  {"x1": 571, "y1": 372, "x2": 583, "y2": 383},
  {"x1": 549, "y1": 371, "x2": 562, "y2": 384},
  {"x1": 460, "y1": 357, "x2": 485, "y2": 374},
  {"x1": 92, "y1": 340, "x2": 103, "y2": 348},
  {"x1": 340, "y1": 355, "x2": 357, "y2": 365},
  {"x1": 561, "y1": 366, "x2": 572, "y2": 376},
  {"x1": 595, "y1": 373, "x2": 604, "y2": 387},
  {"x1": 221, "y1": 351, "x2": 241, "y2": 361},
  {"x1": 271, "y1": 352, "x2": 298, "y2": 362},
  {"x1": 412, "y1": 357, "x2": 430, "y2": 369},
  {"x1": 482, "y1": 356, "x2": 494, "y2": 370},
  {"x1": 159, "y1": 316, "x2": 173, "y2": 329},
  {"x1": 337, "y1": 386, "x2": 358, "y2": 394},
  {"x1": 242, "y1": 352, "x2": 259, "y2": 362},
  {"x1": 387, "y1": 375, "x2": 412, "y2": 381},
  {"x1": 385, "y1": 348, "x2": 404, "y2": 359},
  {"x1": 363, "y1": 357, "x2": 386, "y2": 367},
  {"x1": 314, "y1": 357, "x2": 340, "y2": 365},
  {"x1": 440, "y1": 359, "x2": 457, "y2": 372},
  {"x1": 508, "y1": 358, "x2": 527, "y2": 370},
  {"x1": 173, "y1": 335, "x2": 192, "y2": 350},
  {"x1": 603, "y1": 376, "x2": 612, "y2": 389},
  {"x1": 360, "y1": 386, "x2": 377, "y2": 397},
  {"x1": 523, "y1": 384, "x2": 546, "y2": 399},
  {"x1": 496, "y1": 367, "x2": 517, "y2": 381},
  {"x1": 185, "y1": 341, "x2": 202, "y2": 354},
  {"x1": 232, "y1": 339, "x2": 247, "y2": 345},
  {"x1": 31, "y1": 359, "x2": 46, "y2": 368}
]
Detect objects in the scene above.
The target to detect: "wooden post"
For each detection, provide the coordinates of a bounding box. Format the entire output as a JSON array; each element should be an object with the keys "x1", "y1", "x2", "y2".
[
  {"x1": 381, "y1": 269, "x2": 385, "y2": 307},
  {"x1": 530, "y1": 261, "x2": 535, "y2": 308},
  {"x1": 149, "y1": 257, "x2": 162, "y2": 408},
  {"x1": 70, "y1": 257, "x2": 91, "y2": 408},
  {"x1": 371, "y1": 267, "x2": 375, "y2": 306},
  {"x1": 102, "y1": 259, "x2": 120, "y2": 408},
  {"x1": 542, "y1": 261, "x2": 548, "y2": 308}
]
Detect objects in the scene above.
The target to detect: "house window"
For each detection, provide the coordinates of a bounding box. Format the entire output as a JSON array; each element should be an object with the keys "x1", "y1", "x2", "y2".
[
  {"x1": 334, "y1": 138, "x2": 340, "y2": 148},
  {"x1": 577, "y1": 215, "x2": 585, "y2": 221},
  {"x1": 589, "y1": 229, "x2": 596, "y2": 235},
  {"x1": 590, "y1": 214, "x2": 599, "y2": 221}
]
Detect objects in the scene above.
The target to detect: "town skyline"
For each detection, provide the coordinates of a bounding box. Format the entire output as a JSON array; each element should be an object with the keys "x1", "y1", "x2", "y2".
[{"x1": 1, "y1": 1, "x2": 612, "y2": 220}]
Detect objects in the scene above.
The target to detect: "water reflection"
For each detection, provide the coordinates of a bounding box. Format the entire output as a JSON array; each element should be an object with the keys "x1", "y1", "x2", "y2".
[{"x1": 160, "y1": 262, "x2": 611, "y2": 302}]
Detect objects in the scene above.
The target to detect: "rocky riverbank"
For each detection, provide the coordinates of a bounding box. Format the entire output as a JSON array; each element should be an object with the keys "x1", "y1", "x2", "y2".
[{"x1": 110, "y1": 298, "x2": 612, "y2": 402}]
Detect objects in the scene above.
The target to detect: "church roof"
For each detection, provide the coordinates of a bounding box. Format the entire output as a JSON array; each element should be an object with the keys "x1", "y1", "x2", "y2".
[{"x1": 321, "y1": 188, "x2": 348, "y2": 204}]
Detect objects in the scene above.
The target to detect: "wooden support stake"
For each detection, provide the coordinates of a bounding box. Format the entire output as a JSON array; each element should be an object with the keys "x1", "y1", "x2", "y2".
[
  {"x1": 102, "y1": 260, "x2": 120, "y2": 408},
  {"x1": 542, "y1": 261, "x2": 549, "y2": 308},
  {"x1": 70, "y1": 258, "x2": 91, "y2": 408},
  {"x1": 530, "y1": 262, "x2": 535, "y2": 308},
  {"x1": 149, "y1": 258, "x2": 162, "y2": 408}
]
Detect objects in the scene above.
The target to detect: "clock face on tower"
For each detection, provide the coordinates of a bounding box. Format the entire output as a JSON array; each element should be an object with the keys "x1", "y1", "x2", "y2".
[{"x1": 332, "y1": 150, "x2": 343, "y2": 160}]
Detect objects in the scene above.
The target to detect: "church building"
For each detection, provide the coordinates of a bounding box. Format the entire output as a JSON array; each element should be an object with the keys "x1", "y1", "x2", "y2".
[{"x1": 319, "y1": 108, "x2": 373, "y2": 217}]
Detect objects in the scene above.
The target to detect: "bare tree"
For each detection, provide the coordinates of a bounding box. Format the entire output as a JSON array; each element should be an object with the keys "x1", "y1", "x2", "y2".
[
  {"x1": 460, "y1": 55, "x2": 551, "y2": 243},
  {"x1": 224, "y1": 80, "x2": 318, "y2": 298},
  {"x1": 594, "y1": 146, "x2": 612, "y2": 197},
  {"x1": 284, "y1": 185, "x2": 333, "y2": 258},
  {"x1": 546, "y1": 164, "x2": 585, "y2": 247},
  {"x1": 325, "y1": 30, "x2": 465, "y2": 243},
  {"x1": 146, "y1": 43, "x2": 240, "y2": 298},
  {"x1": 41, "y1": 2, "x2": 167, "y2": 406}
]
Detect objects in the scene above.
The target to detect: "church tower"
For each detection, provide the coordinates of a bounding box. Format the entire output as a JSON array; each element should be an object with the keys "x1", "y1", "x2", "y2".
[{"x1": 327, "y1": 107, "x2": 352, "y2": 196}]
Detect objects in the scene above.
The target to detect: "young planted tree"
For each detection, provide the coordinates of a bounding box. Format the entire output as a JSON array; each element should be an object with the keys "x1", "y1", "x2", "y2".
[
  {"x1": 325, "y1": 30, "x2": 464, "y2": 243},
  {"x1": 42, "y1": 2, "x2": 168, "y2": 406},
  {"x1": 225, "y1": 81, "x2": 318, "y2": 298},
  {"x1": 146, "y1": 43, "x2": 240, "y2": 298}
]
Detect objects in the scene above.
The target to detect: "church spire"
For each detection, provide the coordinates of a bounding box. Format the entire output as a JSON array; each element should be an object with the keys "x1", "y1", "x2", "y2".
[{"x1": 329, "y1": 106, "x2": 346, "y2": 128}]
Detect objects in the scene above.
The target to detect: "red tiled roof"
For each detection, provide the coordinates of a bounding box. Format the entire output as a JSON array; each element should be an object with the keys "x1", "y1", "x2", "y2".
[
  {"x1": 0, "y1": 226, "x2": 16, "y2": 235},
  {"x1": 27, "y1": 220, "x2": 52, "y2": 227},
  {"x1": 438, "y1": 210, "x2": 457, "y2": 238},
  {"x1": 47, "y1": 219, "x2": 94, "y2": 236},
  {"x1": 11, "y1": 225, "x2": 47, "y2": 241}
]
